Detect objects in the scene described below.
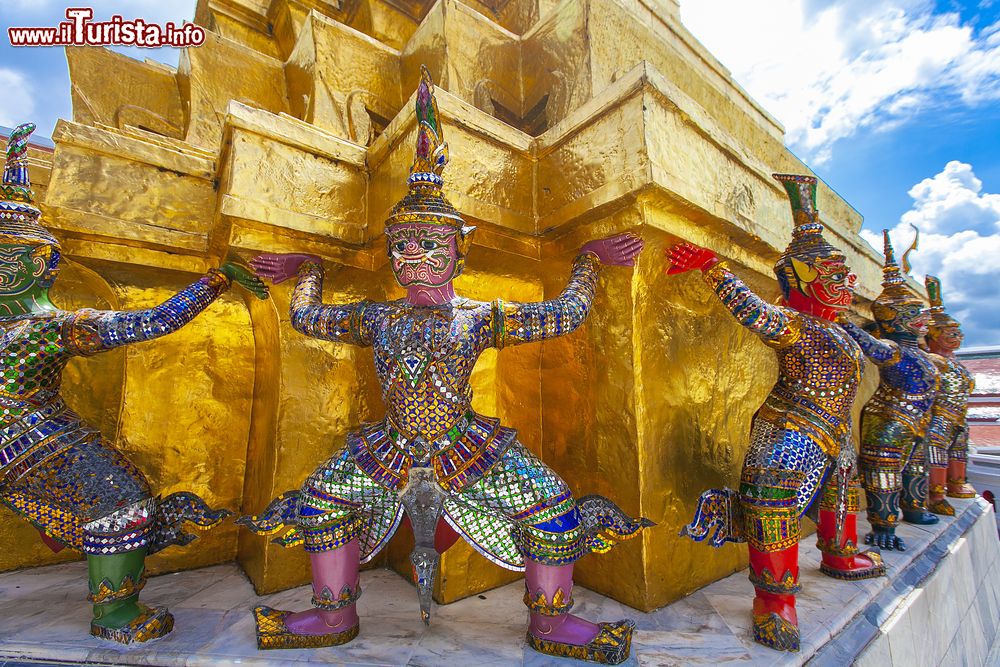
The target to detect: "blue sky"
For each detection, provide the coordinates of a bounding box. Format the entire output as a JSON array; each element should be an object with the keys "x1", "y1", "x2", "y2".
[
  {"x1": 682, "y1": 0, "x2": 1000, "y2": 346},
  {"x1": 2, "y1": 0, "x2": 999, "y2": 344}
]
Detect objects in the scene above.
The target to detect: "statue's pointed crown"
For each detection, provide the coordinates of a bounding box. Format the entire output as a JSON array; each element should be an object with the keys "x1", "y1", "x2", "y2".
[
  {"x1": 925, "y1": 274, "x2": 960, "y2": 330},
  {"x1": 874, "y1": 229, "x2": 921, "y2": 313},
  {"x1": 772, "y1": 173, "x2": 842, "y2": 267},
  {"x1": 385, "y1": 66, "x2": 464, "y2": 229},
  {"x1": 0, "y1": 123, "x2": 58, "y2": 248}
]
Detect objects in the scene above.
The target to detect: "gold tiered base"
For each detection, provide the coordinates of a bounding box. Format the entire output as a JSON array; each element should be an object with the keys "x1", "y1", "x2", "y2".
[
  {"x1": 90, "y1": 604, "x2": 173, "y2": 644},
  {"x1": 253, "y1": 605, "x2": 359, "y2": 650},
  {"x1": 526, "y1": 620, "x2": 635, "y2": 665}
]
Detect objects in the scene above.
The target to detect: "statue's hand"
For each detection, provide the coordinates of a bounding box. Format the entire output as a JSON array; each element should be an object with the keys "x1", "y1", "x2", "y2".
[
  {"x1": 580, "y1": 233, "x2": 644, "y2": 267},
  {"x1": 219, "y1": 262, "x2": 269, "y2": 300},
  {"x1": 249, "y1": 253, "x2": 322, "y2": 285},
  {"x1": 666, "y1": 242, "x2": 718, "y2": 275}
]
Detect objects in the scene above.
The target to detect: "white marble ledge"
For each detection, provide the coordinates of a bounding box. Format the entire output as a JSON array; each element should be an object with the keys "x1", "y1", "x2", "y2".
[{"x1": 0, "y1": 497, "x2": 997, "y2": 666}]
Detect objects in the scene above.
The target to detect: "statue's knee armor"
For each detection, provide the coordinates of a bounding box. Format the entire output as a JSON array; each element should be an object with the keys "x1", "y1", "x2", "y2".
[
  {"x1": 742, "y1": 420, "x2": 829, "y2": 515},
  {"x1": 519, "y1": 492, "x2": 586, "y2": 565},
  {"x1": 902, "y1": 436, "x2": 927, "y2": 476},
  {"x1": 926, "y1": 416, "x2": 951, "y2": 468},
  {"x1": 859, "y1": 417, "x2": 907, "y2": 495},
  {"x1": 82, "y1": 497, "x2": 157, "y2": 555},
  {"x1": 460, "y1": 442, "x2": 585, "y2": 564},
  {"x1": 739, "y1": 467, "x2": 804, "y2": 553},
  {"x1": 949, "y1": 426, "x2": 970, "y2": 463},
  {"x1": 297, "y1": 450, "x2": 376, "y2": 553}
]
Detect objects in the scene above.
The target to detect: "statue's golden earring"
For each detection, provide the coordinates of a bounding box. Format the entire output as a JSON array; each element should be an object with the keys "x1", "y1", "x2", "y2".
[
  {"x1": 790, "y1": 256, "x2": 818, "y2": 293},
  {"x1": 455, "y1": 225, "x2": 476, "y2": 275}
]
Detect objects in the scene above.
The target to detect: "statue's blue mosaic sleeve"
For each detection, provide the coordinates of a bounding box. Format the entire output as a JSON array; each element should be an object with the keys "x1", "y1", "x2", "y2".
[
  {"x1": 492, "y1": 253, "x2": 600, "y2": 348},
  {"x1": 702, "y1": 262, "x2": 799, "y2": 347},
  {"x1": 64, "y1": 271, "x2": 230, "y2": 356},
  {"x1": 839, "y1": 320, "x2": 900, "y2": 365},
  {"x1": 289, "y1": 261, "x2": 373, "y2": 346}
]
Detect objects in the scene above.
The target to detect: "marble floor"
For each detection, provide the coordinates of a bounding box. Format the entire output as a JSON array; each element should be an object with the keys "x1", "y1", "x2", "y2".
[{"x1": 0, "y1": 497, "x2": 994, "y2": 667}]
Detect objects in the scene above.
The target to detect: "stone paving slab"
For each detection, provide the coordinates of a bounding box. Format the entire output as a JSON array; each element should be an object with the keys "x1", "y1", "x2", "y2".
[{"x1": 0, "y1": 498, "x2": 995, "y2": 666}]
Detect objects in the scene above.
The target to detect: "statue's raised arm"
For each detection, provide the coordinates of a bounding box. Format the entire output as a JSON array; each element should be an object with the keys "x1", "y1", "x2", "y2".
[
  {"x1": 493, "y1": 233, "x2": 643, "y2": 348},
  {"x1": 252, "y1": 252, "x2": 374, "y2": 346},
  {"x1": 667, "y1": 242, "x2": 798, "y2": 346},
  {"x1": 839, "y1": 318, "x2": 899, "y2": 365},
  {"x1": 65, "y1": 262, "x2": 266, "y2": 355}
]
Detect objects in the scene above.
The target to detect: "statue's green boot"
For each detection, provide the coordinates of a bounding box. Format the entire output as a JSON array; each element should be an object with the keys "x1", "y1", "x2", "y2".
[{"x1": 88, "y1": 548, "x2": 173, "y2": 644}]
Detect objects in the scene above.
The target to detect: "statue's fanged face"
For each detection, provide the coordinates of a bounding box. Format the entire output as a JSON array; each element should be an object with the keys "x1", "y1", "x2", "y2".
[
  {"x1": 792, "y1": 255, "x2": 856, "y2": 310},
  {"x1": 929, "y1": 324, "x2": 964, "y2": 353},
  {"x1": 897, "y1": 303, "x2": 931, "y2": 336},
  {"x1": 386, "y1": 223, "x2": 461, "y2": 288}
]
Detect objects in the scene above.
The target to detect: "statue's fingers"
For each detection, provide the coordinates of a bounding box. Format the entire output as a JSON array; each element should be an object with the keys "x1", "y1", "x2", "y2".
[
  {"x1": 252, "y1": 258, "x2": 281, "y2": 269},
  {"x1": 622, "y1": 240, "x2": 644, "y2": 254}
]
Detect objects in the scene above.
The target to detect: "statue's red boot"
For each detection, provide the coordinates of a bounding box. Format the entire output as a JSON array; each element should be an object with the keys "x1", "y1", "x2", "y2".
[
  {"x1": 947, "y1": 460, "x2": 977, "y2": 498},
  {"x1": 748, "y1": 546, "x2": 800, "y2": 652},
  {"x1": 524, "y1": 561, "x2": 635, "y2": 665},
  {"x1": 817, "y1": 509, "x2": 886, "y2": 580}
]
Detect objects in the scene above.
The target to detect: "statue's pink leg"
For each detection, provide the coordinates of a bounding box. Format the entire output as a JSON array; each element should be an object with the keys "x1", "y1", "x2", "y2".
[
  {"x1": 284, "y1": 539, "x2": 360, "y2": 635},
  {"x1": 524, "y1": 560, "x2": 600, "y2": 645}
]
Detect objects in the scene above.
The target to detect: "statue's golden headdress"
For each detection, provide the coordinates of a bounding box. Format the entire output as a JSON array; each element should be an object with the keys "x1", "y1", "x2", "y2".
[
  {"x1": 872, "y1": 229, "x2": 923, "y2": 330},
  {"x1": 925, "y1": 274, "x2": 961, "y2": 337},
  {"x1": 385, "y1": 66, "x2": 465, "y2": 230},
  {"x1": 771, "y1": 173, "x2": 844, "y2": 294},
  {"x1": 0, "y1": 123, "x2": 59, "y2": 250}
]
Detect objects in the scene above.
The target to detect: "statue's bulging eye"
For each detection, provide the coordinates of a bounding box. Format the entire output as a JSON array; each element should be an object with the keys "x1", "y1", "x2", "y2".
[
  {"x1": 394, "y1": 241, "x2": 406, "y2": 252},
  {"x1": 420, "y1": 240, "x2": 438, "y2": 251}
]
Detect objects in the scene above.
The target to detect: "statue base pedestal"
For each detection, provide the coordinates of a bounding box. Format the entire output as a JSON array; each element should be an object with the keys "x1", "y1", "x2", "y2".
[{"x1": 0, "y1": 498, "x2": 998, "y2": 666}]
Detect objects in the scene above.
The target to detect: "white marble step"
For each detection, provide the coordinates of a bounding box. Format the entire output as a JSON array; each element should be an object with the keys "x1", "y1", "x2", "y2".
[{"x1": 0, "y1": 497, "x2": 997, "y2": 666}]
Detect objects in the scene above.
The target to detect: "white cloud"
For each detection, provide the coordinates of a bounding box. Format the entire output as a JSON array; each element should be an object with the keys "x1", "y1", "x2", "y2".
[
  {"x1": 860, "y1": 161, "x2": 1000, "y2": 346},
  {"x1": 680, "y1": 0, "x2": 1000, "y2": 164},
  {"x1": 0, "y1": 68, "x2": 35, "y2": 129}
]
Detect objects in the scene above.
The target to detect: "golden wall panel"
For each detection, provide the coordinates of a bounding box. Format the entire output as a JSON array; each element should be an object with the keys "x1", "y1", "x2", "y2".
[
  {"x1": 521, "y1": 0, "x2": 591, "y2": 128},
  {"x1": 196, "y1": 0, "x2": 281, "y2": 58},
  {"x1": 44, "y1": 125, "x2": 215, "y2": 251},
  {"x1": 285, "y1": 11, "x2": 402, "y2": 141},
  {"x1": 179, "y1": 32, "x2": 290, "y2": 149},
  {"x1": 66, "y1": 48, "x2": 184, "y2": 138},
  {"x1": 535, "y1": 91, "x2": 649, "y2": 225},
  {"x1": 222, "y1": 129, "x2": 368, "y2": 242},
  {"x1": 347, "y1": 0, "x2": 422, "y2": 51},
  {"x1": 401, "y1": 0, "x2": 521, "y2": 116},
  {"x1": 630, "y1": 225, "x2": 775, "y2": 607}
]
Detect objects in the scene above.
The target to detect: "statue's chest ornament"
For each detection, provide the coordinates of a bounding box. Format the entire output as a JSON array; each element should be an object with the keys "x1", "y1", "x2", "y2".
[
  {"x1": 385, "y1": 309, "x2": 461, "y2": 390},
  {"x1": 397, "y1": 345, "x2": 432, "y2": 387}
]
